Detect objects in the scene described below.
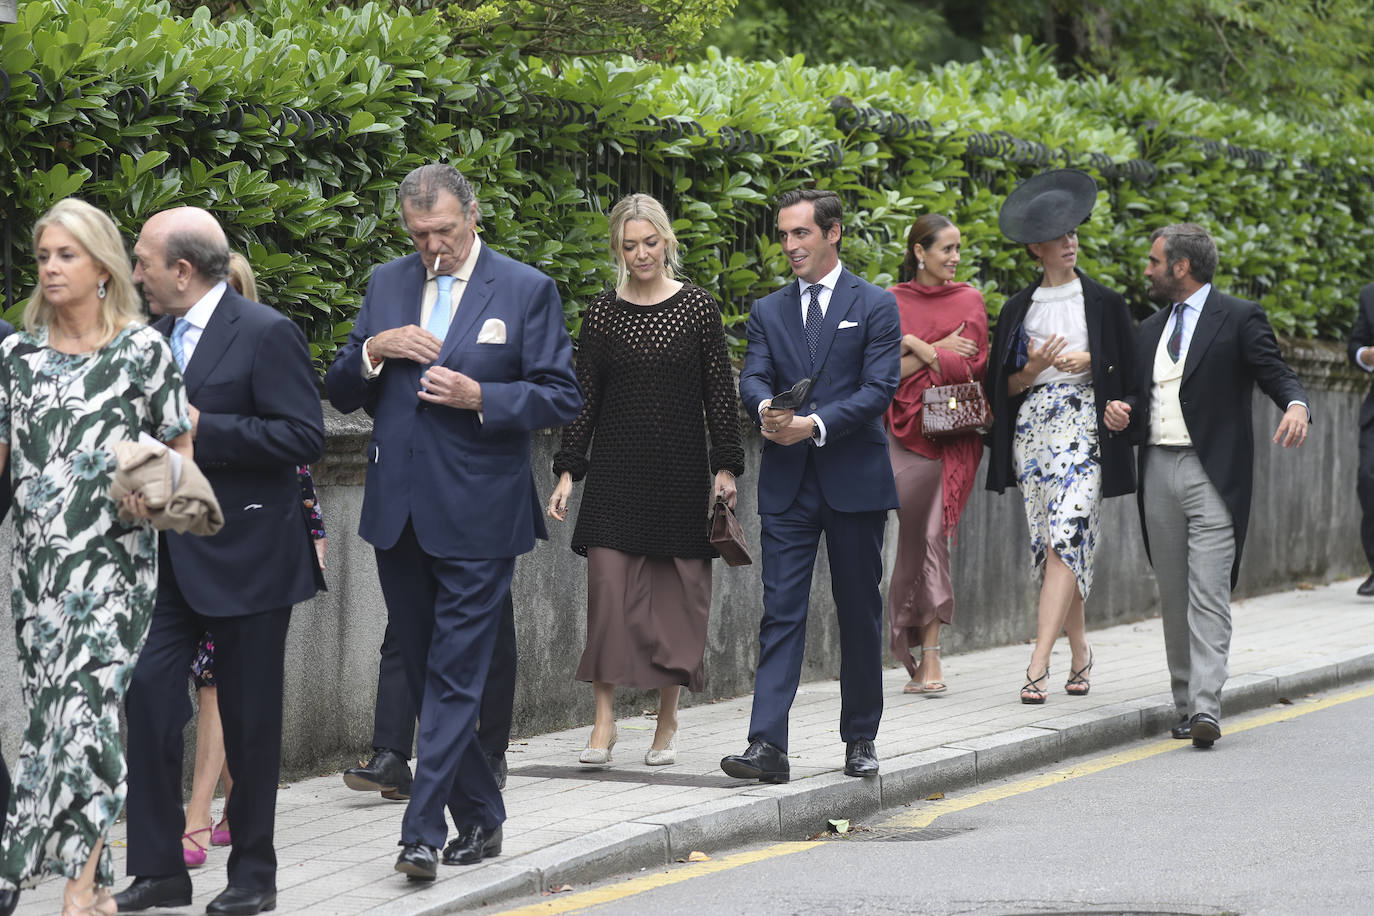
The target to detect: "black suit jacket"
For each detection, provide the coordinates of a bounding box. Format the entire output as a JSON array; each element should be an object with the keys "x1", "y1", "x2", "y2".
[
  {"x1": 1125, "y1": 287, "x2": 1308, "y2": 586},
  {"x1": 154, "y1": 288, "x2": 325, "y2": 615},
  {"x1": 1347, "y1": 282, "x2": 1374, "y2": 428},
  {"x1": 984, "y1": 270, "x2": 1137, "y2": 498}
]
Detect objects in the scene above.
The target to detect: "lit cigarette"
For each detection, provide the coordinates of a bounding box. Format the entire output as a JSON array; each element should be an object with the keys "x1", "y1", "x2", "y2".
[{"x1": 434, "y1": 254, "x2": 441, "y2": 273}]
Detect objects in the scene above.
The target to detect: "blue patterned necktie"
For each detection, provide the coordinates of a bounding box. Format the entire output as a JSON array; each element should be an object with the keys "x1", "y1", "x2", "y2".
[
  {"x1": 427, "y1": 275, "x2": 455, "y2": 340},
  {"x1": 804, "y1": 283, "x2": 824, "y2": 363},
  {"x1": 170, "y1": 317, "x2": 190, "y2": 371},
  {"x1": 1166, "y1": 302, "x2": 1186, "y2": 362}
]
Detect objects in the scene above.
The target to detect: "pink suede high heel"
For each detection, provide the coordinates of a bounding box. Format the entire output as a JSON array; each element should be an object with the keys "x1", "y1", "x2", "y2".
[
  {"x1": 182, "y1": 827, "x2": 211, "y2": 868},
  {"x1": 211, "y1": 819, "x2": 231, "y2": 847}
]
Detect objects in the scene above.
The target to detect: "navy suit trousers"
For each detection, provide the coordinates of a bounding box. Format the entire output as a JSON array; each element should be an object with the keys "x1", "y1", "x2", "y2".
[
  {"x1": 375, "y1": 523, "x2": 509, "y2": 848},
  {"x1": 749, "y1": 457, "x2": 887, "y2": 752},
  {"x1": 371, "y1": 590, "x2": 516, "y2": 761},
  {"x1": 125, "y1": 547, "x2": 291, "y2": 891},
  {"x1": 0, "y1": 746, "x2": 9, "y2": 839}
]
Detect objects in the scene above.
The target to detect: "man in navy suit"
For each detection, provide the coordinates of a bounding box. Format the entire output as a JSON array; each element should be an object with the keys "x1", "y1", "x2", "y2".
[
  {"x1": 1104, "y1": 223, "x2": 1307, "y2": 749},
  {"x1": 325, "y1": 164, "x2": 580, "y2": 879},
  {"x1": 116, "y1": 208, "x2": 325, "y2": 916},
  {"x1": 721, "y1": 189, "x2": 901, "y2": 783}
]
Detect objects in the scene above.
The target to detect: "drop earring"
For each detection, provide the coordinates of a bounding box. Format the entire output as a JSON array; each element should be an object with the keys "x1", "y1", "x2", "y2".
[
  {"x1": 97, "y1": 279, "x2": 107, "y2": 299},
  {"x1": 917, "y1": 258, "x2": 925, "y2": 272}
]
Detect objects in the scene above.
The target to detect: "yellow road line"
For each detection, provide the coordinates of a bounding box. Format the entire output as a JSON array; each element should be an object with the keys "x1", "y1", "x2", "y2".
[
  {"x1": 490, "y1": 842, "x2": 821, "y2": 915},
  {"x1": 492, "y1": 682, "x2": 1374, "y2": 914},
  {"x1": 884, "y1": 681, "x2": 1374, "y2": 829}
]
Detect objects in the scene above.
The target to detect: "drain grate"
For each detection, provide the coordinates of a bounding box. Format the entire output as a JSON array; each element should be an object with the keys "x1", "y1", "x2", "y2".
[{"x1": 817, "y1": 825, "x2": 972, "y2": 842}]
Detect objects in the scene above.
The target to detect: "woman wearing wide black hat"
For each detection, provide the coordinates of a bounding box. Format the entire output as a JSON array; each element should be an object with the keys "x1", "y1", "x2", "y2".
[{"x1": 984, "y1": 168, "x2": 1137, "y2": 704}]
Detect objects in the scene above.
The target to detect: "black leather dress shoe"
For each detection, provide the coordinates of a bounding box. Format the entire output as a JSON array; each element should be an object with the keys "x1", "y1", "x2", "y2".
[
  {"x1": 344, "y1": 748, "x2": 413, "y2": 800},
  {"x1": 395, "y1": 842, "x2": 439, "y2": 880},
  {"x1": 720, "y1": 740, "x2": 790, "y2": 783},
  {"x1": 113, "y1": 874, "x2": 193, "y2": 911},
  {"x1": 443, "y1": 824, "x2": 503, "y2": 865},
  {"x1": 1190, "y1": 712, "x2": 1221, "y2": 748},
  {"x1": 488, "y1": 752, "x2": 508, "y2": 791},
  {"x1": 1359, "y1": 574, "x2": 1374, "y2": 597},
  {"x1": 1171, "y1": 717, "x2": 1191, "y2": 739},
  {"x1": 843, "y1": 739, "x2": 879, "y2": 777},
  {"x1": 0, "y1": 887, "x2": 18, "y2": 916},
  {"x1": 206, "y1": 886, "x2": 277, "y2": 915}
]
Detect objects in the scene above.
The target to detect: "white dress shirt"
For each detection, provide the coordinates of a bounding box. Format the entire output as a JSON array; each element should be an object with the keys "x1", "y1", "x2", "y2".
[
  {"x1": 759, "y1": 260, "x2": 845, "y2": 446},
  {"x1": 176, "y1": 281, "x2": 228, "y2": 367}
]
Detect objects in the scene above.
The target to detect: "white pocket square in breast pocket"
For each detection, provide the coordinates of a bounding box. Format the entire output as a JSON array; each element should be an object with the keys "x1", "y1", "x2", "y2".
[
  {"x1": 837, "y1": 320, "x2": 859, "y2": 330},
  {"x1": 476, "y1": 318, "x2": 507, "y2": 344}
]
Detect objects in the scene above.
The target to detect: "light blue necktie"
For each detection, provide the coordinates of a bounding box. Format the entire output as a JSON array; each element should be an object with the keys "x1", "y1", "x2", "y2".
[
  {"x1": 171, "y1": 318, "x2": 190, "y2": 371},
  {"x1": 427, "y1": 275, "x2": 454, "y2": 340}
]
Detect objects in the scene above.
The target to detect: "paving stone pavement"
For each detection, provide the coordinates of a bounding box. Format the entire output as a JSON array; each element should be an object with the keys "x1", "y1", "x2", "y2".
[{"x1": 11, "y1": 577, "x2": 1374, "y2": 914}]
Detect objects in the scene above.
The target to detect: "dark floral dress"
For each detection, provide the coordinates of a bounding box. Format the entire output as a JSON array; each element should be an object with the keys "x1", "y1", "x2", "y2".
[{"x1": 0, "y1": 324, "x2": 190, "y2": 890}]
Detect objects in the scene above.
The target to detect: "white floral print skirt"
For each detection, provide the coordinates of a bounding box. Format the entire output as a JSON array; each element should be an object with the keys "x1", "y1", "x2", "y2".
[{"x1": 1012, "y1": 382, "x2": 1102, "y2": 600}]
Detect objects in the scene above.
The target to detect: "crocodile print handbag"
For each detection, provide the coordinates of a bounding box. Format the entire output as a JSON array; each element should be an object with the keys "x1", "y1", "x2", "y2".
[{"x1": 921, "y1": 377, "x2": 992, "y2": 439}]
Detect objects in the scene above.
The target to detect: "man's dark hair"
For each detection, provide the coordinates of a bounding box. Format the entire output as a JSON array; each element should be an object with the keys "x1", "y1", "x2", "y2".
[
  {"x1": 1150, "y1": 222, "x2": 1218, "y2": 284},
  {"x1": 164, "y1": 229, "x2": 230, "y2": 282},
  {"x1": 399, "y1": 163, "x2": 479, "y2": 225},
  {"x1": 776, "y1": 188, "x2": 843, "y2": 252}
]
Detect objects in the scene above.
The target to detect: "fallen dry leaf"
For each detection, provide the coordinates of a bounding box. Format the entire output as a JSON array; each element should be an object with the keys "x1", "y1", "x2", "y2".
[
  {"x1": 687, "y1": 851, "x2": 710, "y2": 862},
  {"x1": 827, "y1": 818, "x2": 850, "y2": 834},
  {"x1": 925, "y1": 792, "x2": 945, "y2": 800}
]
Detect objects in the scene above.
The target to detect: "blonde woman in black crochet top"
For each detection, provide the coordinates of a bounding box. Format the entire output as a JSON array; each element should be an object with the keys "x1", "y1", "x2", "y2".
[{"x1": 548, "y1": 193, "x2": 745, "y2": 767}]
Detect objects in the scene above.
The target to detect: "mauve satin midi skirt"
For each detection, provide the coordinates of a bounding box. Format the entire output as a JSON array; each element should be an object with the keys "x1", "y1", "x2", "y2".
[
  {"x1": 887, "y1": 430, "x2": 955, "y2": 679},
  {"x1": 576, "y1": 547, "x2": 712, "y2": 692}
]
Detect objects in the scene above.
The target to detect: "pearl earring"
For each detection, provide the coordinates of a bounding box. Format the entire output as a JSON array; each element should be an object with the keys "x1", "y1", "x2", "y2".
[{"x1": 97, "y1": 279, "x2": 107, "y2": 299}]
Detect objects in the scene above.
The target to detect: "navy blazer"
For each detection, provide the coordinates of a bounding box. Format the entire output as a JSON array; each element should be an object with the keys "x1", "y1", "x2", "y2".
[
  {"x1": 738, "y1": 268, "x2": 901, "y2": 515},
  {"x1": 325, "y1": 245, "x2": 582, "y2": 558},
  {"x1": 984, "y1": 270, "x2": 1138, "y2": 498},
  {"x1": 1124, "y1": 287, "x2": 1308, "y2": 586},
  {"x1": 155, "y1": 288, "x2": 325, "y2": 616}
]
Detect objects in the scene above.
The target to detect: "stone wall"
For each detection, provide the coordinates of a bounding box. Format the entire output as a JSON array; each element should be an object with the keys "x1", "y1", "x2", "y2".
[{"x1": 0, "y1": 341, "x2": 1365, "y2": 777}]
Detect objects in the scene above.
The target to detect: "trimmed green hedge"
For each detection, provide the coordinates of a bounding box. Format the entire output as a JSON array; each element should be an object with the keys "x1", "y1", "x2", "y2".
[{"x1": 3, "y1": 3, "x2": 1372, "y2": 370}]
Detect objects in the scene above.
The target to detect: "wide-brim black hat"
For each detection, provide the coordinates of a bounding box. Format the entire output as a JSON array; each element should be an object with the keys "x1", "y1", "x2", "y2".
[{"x1": 998, "y1": 168, "x2": 1098, "y2": 244}]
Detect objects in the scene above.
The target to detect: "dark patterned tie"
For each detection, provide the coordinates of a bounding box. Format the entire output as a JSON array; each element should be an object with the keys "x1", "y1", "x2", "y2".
[
  {"x1": 804, "y1": 283, "x2": 824, "y2": 362},
  {"x1": 1166, "y1": 302, "x2": 1186, "y2": 362}
]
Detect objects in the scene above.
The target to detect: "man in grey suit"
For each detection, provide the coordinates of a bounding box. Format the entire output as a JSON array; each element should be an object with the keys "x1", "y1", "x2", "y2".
[{"x1": 1104, "y1": 223, "x2": 1308, "y2": 748}]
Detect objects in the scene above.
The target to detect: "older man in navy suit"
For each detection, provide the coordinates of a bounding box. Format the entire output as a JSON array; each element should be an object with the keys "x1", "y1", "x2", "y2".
[
  {"x1": 114, "y1": 208, "x2": 325, "y2": 916},
  {"x1": 326, "y1": 163, "x2": 580, "y2": 879},
  {"x1": 721, "y1": 189, "x2": 901, "y2": 784}
]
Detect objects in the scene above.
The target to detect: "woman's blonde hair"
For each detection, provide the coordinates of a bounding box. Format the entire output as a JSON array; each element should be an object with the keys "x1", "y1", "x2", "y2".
[
  {"x1": 607, "y1": 193, "x2": 680, "y2": 288},
  {"x1": 25, "y1": 198, "x2": 141, "y2": 341},
  {"x1": 227, "y1": 251, "x2": 259, "y2": 301}
]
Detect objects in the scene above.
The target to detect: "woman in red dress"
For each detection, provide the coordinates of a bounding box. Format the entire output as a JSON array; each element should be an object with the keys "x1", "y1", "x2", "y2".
[{"x1": 884, "y1": 214, "x2": 988, "y2": 696}]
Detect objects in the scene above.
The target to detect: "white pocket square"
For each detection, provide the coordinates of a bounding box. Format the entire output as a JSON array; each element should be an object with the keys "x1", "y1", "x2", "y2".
[
  {"x1": 837, "y1": 320, "x2": 859, "y2": 329},
  {"x1": 476, "y1": 318, "x2": 507, "y2": 344}
]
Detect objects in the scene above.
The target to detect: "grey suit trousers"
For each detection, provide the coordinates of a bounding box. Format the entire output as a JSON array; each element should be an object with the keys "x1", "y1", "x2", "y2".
[{"x1": 1142, "y1": 447, "x2": 1235, "y2": 719}]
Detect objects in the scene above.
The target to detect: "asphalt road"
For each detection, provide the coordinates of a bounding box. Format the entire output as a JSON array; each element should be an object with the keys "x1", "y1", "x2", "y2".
[{"x1": 492, "y1": 685, "x2": 1374, "y2": 916}]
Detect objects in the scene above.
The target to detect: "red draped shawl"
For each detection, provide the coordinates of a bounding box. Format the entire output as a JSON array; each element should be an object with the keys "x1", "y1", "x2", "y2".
[{"x1": 884, "y1": 280, "x2": 990, "y2": 536}]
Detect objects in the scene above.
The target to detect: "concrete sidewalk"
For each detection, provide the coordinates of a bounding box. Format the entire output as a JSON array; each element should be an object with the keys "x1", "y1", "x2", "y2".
[{"x1": 13, "y1": 577, "x2": 1374, "y2": 915}]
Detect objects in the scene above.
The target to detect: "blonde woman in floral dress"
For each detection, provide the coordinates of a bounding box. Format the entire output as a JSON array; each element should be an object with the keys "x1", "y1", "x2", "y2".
[{"x1": 0, "y1": 199, "x2": 191, "y2": 915}]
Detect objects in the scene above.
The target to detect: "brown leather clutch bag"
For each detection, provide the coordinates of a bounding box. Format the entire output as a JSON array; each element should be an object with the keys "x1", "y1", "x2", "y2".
[
  {"x1": 921, "y1": 379, "x2": 992, "y2": 438},
  {"x1": 709, "y1": 496, "x2": 752, "y2": 566}
]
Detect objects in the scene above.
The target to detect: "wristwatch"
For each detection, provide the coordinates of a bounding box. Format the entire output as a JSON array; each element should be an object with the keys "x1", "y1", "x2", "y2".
[{"x1": 810, "y1": 417, "x2": 821, "y2": 441}]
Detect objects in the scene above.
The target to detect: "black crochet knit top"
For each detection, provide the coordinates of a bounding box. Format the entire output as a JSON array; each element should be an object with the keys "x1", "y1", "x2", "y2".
[{"x1": 552, "y1": 284, "x2": 745, "y2": 559}]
